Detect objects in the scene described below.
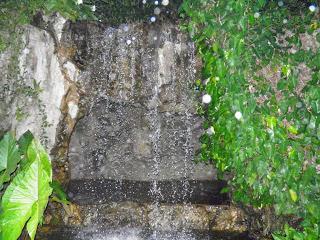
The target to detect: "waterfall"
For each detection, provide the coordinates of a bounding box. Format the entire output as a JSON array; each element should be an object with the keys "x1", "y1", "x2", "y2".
[{"x1": 6, "y1": 15, "x2": 247, "y2": 240}]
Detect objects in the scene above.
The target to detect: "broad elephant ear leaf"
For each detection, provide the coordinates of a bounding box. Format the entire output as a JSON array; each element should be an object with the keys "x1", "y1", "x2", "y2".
[
  {"x1": 0, "y1": 139, "x2": 52, "y2": 240},
  {"x1": 18, "y1": 130, "x2": 34, "y2": 157},
  {"x1": 0, "y1": 133, "x2": 20, "y2": 190},
  {"x1": 17, "y1": 130, "x2": 34, "y2": 169}
]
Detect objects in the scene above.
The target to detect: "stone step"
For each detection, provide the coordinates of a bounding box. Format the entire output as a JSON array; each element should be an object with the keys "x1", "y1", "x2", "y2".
[
  {"x1": 38, "y1": 227, "x2": 250, "y2": 240},
  {"x1": 67, "y1": 179, "x2": 229, "y2": 205},
  {"x1": 38, "y1": 202, "x2": 249, "y2": 240}
]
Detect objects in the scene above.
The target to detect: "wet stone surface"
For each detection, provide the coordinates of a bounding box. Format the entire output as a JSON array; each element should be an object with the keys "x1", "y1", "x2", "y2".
[
  {"x1": 65, "y1": 20, "x2": 216, "y2": 181},
  {"x1": 38, "y1": 203, "x2": 248, "y2": 240},
  {"x1": 67, "y1": 179, "x2": 228, "y2": 205},
  {"x1": 0, "y1": 24, "x2": 66, "y2": 151}
]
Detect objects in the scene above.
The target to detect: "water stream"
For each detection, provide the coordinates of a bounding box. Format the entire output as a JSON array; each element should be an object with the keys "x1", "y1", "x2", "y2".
[{"x1": 43, "y1": 12, "x2": 247, "y2": 240}]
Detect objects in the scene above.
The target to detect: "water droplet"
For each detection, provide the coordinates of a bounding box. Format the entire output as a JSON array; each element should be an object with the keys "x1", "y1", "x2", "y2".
[
  {"x1": 154, "y1": 7, "x2": 161, "y2": 15},
  {"x1": 123, "y1": 25, "x2": 129, "y2": 32},
  {"x1": 150, "y1": 16, "x2": 156, "y2": 22},
  {"x1": 309, "y1": 5, "x2": 317, "y2": 12},
  {"x1": 162, "y1": 0, "x2": 169, "y2": 6}
]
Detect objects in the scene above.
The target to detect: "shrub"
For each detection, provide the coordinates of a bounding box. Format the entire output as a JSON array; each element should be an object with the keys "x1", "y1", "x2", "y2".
[{"x1": 180, "y1": 0, "x2": 320, "y2": 239}]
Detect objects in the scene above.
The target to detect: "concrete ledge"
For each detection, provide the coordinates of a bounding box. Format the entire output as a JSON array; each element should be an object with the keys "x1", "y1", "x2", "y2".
[
  {"x1": 37, "y1": 227, "x2": 250, "y2": 240},
  {"x1": 67, "y1": 179, "x2": 229, "y2": 205},
  {"x1": 38, "y1": 203, "x2": 248, "y2": 240}
]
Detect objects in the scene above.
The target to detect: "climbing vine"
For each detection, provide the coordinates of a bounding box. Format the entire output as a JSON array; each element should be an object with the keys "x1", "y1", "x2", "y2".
[{"x1": 181, "y1": 0, "x2": 319, "y2": 239}]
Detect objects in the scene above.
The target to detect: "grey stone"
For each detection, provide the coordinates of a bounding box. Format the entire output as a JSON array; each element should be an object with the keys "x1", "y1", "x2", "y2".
[
  {"x1": 40, "y1": 202, "x2": 247, "y2": 239},
  {"x1": 65, "y1": 21, "x2": 216, "y2": 181},
  {"x1": 0, "y1": 23, "x2": 66, "y2": 151}
]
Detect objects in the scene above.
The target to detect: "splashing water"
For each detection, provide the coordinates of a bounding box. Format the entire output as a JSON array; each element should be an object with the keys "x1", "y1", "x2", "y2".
[{"x1": 65, "y1": 18, "x2": 219, "y2": 240}]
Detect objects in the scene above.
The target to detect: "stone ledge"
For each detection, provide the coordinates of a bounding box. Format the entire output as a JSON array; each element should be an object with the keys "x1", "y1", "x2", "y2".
[
  {"x1": 67, "y1": 179, "x2": 229, "y2": 205},
  {"x1": 38, "y1": 202, "x2": 248, "y2": 240},
  {"x1": 37, "y1": 227, "x2": 250, "y2": 240}
]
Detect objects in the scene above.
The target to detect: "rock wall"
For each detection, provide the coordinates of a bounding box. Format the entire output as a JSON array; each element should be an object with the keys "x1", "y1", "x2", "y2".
[
  {"x1": 0, "y1": 17, "x2": 67, "y2": 151},
  {"x1": 61, "y1": 20, "x2": 216, "y2": 181},
  {"x1": 0, "y1": 15, "x2": 216, "y2": 183},
  {"x1": 0, "y1": 13, "x2": 250, "y2": 240}
]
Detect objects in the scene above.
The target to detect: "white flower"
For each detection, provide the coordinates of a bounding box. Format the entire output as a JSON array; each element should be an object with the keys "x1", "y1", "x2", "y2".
[
  {"x1": 283, "y1": 19, "x2": 288, "y2": 24},
  {"x1": 91, "y1": 5, "x2": 96, "y2": 11},
  {"x1": 142, "y1": 0, "x2": 147, "y2": 4},
  {"x1": 126, "y1": 39, "x2": 132, "y2": 45},
  {"x1": 235, "y1": 111, "x2": 242, "y2": 120},
  {"x1": 202, "y1": 94, "x2": 212, "y2": 104},
  {"x1": 132, "y1": 36, "x2": 136, "y2": 41},
  {"x1": 204, "y1": 78, "x2": 210, "y2": 85},
  {"x1": 254, "y1": 12, "x2": 260, "y2": 18},
  {"x1": 155, "y1": 1, "x2": 159, "y2": 5},
  {"x1": 278, "y1": 1, "x2": 284, "y2": 7},
  {"x1": 309, "y1": 5, "x2": 316, "y2": 12},
  {"x1": 77, "y1": 0, "x2": 83, "y2": 4},
  {"x1": 150, "y1": 16, "x2": 156, "y2": 22},
  {"x1": 206, "y1": 126, "x2": 215, "y2": 135},
  {"x1": 162, "y1": 0, "x2": 169, "y2": 5}
]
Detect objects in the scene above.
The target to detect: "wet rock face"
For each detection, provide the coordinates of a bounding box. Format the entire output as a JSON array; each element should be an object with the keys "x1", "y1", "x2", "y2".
[
  {"x1": 0, "y1": 24, "x2": 66, "y2": 151},
  {"x1": 39, "y1": 202, "x2": 248, "y2": 240},
  {"x1": 64, "y1": 21, "x2": 215, "y2": 181},
  {"x1": 91, "y1": 0, "x2": 183, "y2": 25},
  {"x1": 0, "y1": 50, "x2": 14, "y2": 136}
]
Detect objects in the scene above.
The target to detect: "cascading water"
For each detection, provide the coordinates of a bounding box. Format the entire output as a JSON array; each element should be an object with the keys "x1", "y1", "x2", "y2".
[{"x1": 35, "y1": 9, "x2": 248, "y2": 240}]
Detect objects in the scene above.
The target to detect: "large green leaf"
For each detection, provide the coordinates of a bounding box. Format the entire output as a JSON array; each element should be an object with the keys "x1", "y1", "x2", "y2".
[
  {"x1": 0, "y1": 133, "x2": 20, "y2": 189},
  {"x1": 0, "y1": 139, "x2": 52, "y2": 240},
  {"x1": 17, "y1": 130, "x2": 34, "y2": 169},
  {"x1": 17, "y1": 130, "x2": 34, "y2": 157}
]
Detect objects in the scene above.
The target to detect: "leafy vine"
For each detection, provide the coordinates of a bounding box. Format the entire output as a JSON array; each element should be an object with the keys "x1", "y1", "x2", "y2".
[{"x1": 181, "y1": 0, "x2": 320, "y2": 239}]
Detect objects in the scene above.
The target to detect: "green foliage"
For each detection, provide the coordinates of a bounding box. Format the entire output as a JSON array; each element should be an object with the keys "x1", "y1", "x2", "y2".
[
  {"x1": 0, "y1": 133, "x2": 20, "y2": 190},
  {"x1": 0, "y1": 132, "x2": 65, "y2": 240},
  {"x1": 180, "y1": 0, "x2": 320, "y2": 239},
  {"x1": 50, "y1": 180, "x2": 70, "y2": 205},
  {"x1": 18, "y1": 130, "x2": 35, "y2": 158},
  {"x1": 0, "y1": 139, "x2": 52, "y2": 240}
]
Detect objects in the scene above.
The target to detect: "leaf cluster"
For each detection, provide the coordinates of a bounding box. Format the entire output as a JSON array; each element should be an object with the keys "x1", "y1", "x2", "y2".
[
  {"x1": 180, "y1": 0, "x2": 320, "y2": 239},
  {"x1": 0, "y1": 132, "x2": 69, "y2": 240}
]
